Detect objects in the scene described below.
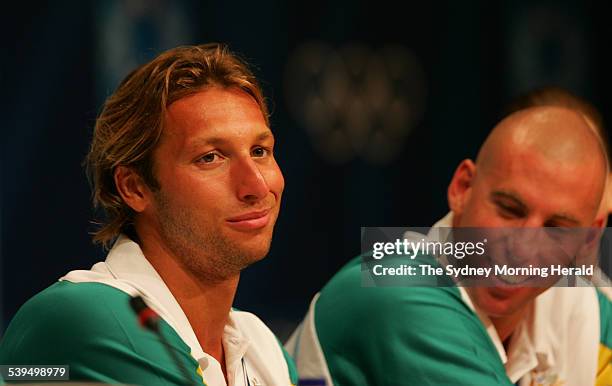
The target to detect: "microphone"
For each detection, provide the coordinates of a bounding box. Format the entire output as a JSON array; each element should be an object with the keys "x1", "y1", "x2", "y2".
[
  {"x1": 130, "y1": 296, "x2": 160, "y2": 331},
  {"x1": 129, "y1": 296, "x2": 197, "y2": 386}
]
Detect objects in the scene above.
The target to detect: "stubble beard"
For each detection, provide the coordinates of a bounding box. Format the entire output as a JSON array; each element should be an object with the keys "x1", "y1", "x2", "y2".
[{"x1": 153, "y1": 190, "x2": 271, "y2": 283}]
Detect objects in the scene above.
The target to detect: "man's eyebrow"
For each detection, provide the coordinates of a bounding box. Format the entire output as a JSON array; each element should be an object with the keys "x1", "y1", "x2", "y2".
[
  {"x1": 255, "y1": 131, "x2": 274, "y2": 141},
  {"x1": 187, "y1": 131, "x2": 274, "y2": 150},
  {"x1": 490, "y1": 191, "x2": 527, "y2": 211}
]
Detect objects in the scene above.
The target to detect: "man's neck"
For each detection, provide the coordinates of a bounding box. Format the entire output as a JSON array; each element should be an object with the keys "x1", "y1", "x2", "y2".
[
  {"x1": 490, "y1": 306, "x2": 528, "y2": 343},
  {"x1": 136, "y1": 228, "x2": 239, "y2": 377}
]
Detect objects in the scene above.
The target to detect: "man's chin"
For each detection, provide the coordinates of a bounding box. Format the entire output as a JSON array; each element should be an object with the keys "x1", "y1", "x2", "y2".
[
  {"x1": 188, "y1": 242, "x2": 271, "y2": 282},
  {"x1": 241, "y1": 248, "x2": 270, "y2": 265},
  {"x1": 234, "y1": 239, "x2": 273, "y2": 265},
  {"x1": 468, "y1": 287, "x2": 532, "y2": 317}
]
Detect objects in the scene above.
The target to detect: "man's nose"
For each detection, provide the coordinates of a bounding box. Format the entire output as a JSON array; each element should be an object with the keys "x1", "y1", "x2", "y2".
[
  {"x1": 508, "y1": 228, "x2": 549, "y2": 267},
  {"x1": 233, "y1": 157, "x2": 269, "y2": 203}
]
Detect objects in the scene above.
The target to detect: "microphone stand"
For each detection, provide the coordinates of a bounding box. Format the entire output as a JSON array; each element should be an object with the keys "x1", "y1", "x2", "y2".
[{"x1": 130, "y1": 296, "x2": 198, "y2": 386}]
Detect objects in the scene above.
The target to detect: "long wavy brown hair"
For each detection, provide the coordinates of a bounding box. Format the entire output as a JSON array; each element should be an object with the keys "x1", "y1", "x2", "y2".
[{"x1": 85, "y1": 43, "x2": 268, "y2": 248}]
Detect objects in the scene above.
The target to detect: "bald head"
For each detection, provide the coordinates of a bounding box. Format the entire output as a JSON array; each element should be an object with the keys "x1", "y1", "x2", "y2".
[
  {"x1": 477, "y1": 106, "x2": 607, "y2": 192},
  {"x1": 448, "y1": 105, "x2": 608, "y2": 228}
]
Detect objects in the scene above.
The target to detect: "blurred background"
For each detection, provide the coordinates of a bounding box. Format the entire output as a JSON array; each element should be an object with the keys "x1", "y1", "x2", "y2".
[{"x1": 1, "y1": 0, "x2": 610, "y2": 340}]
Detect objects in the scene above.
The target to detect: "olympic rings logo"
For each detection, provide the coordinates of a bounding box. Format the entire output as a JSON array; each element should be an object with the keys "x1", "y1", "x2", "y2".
[{"x1": 285, "y1": 42, "x2": 427, "y2": 164}]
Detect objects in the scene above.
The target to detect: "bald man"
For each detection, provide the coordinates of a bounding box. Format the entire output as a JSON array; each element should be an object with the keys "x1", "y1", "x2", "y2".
[
  {"x1": 506, "y1": 86, "x2": 612, "y2": 229},
  {"x1": 286, "y1": 106, "x2": 611, "y2": 385}
]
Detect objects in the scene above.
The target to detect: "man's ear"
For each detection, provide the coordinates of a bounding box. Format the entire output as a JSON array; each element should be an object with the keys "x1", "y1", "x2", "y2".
[
  {"x1": 592, "y1": 216, "x2": 605, "y2": 230},
  {"x1": 114, "y1": 166, "x2": 151, "y2": 213},
  {"x1": 447, "y1": 159, "x2": 476, "y2": 216}
]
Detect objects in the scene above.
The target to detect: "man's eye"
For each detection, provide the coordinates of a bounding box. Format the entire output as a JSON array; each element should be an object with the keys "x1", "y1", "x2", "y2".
[
  {"x1": 544, "y1": 224, "x2": 572, "y2": 235},
  {"x1": 199, "y1": 153, "x2": 221, "y2": 163},
  {"x1": 546, "y1": 226, "x2": 569, "y2": 234},
  {"x1": 497, "y1": 203, "x2": 524, "y2": 218},
  {"x1": 252, "y1": 147, "x2": 269, "y2": 157}
]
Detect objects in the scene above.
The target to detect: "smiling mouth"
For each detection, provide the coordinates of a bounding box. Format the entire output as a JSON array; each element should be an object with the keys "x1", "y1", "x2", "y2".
[
  {"x1": 486, "y1": 285, "x2": 523, "y2": 300},
  {"x1": 494, "y1": 273, "x2": 531, "y2": 286},
  {"x1": 482, "y1": 254, "x2": 535, "y2": 286},
  {"x1": 226, "y1": 209, "x2": 271, "y2": 231}
]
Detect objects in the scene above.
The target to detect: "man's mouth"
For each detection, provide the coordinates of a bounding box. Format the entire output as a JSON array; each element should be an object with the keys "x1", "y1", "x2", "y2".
[
  {"x1": 494, "y1": 273, "x2": 531, "y2": 285},
  {"x1": 486, "y1": 285, "x2": 524, "y2": 299},
  {"x1": 226, "y1": 209, "x2": 271, "y2": 231},
  {"x1": 483, "y1": 252, "x2": 541, "y2": 286}
]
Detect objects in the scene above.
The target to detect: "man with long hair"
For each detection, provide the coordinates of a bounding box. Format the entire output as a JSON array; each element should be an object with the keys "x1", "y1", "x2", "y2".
[{"x1": 0, "y1": 44, "x2": 297, "y2": 386}]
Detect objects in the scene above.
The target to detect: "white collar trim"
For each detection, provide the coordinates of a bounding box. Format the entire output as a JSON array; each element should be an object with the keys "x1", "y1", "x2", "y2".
[{"x1": 61, "y1": 235, "x2": 251, "y2": 376}]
